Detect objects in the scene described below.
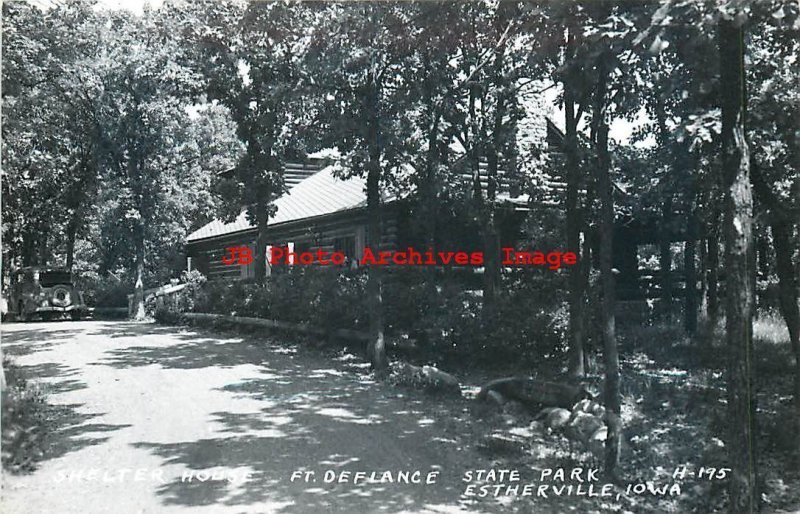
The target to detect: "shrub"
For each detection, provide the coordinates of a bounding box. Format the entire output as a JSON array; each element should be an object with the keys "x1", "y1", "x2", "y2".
[
  {"x1": 77, "y1": 272, "x2": 130, "y2": 308},
  {"x1": 180, "y1": 267, "x2": 570, "y2": 371},
  {"x1": 179, "y1": 267, "x2": 369, "y2": 329},
  {"x1": 2, "y1": 358, "x2": 48, "y2": 472},
  {"x1": 175, "y1": 270, "x2": 207, "y2": 312},
  {"x1": 382, "y1": 269, "x2": 569, "y2": 370},
  {"x1": 153, "y1": 304, "x2": 185, "y2": 324}
]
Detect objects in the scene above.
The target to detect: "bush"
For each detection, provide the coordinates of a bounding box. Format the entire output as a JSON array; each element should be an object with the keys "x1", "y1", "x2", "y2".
[
  {"x1": 183, "y1": 267, "x2": 369, "y2": 330},
  {"x1": 179, "y1": 267, "x2": 569, "y2": 371},
  {"x1": 2, "y1": 358, "x2": 48, "y2": 472},
  {"x1": 153, "y1": 304, "x2": 185, "y2": 324},
  {"x1": 77, "y1": 272, "x2": 130, "y2": 308},
  {"x1": 383, "y1": 268, "x2": 569, "y2": 370},
  {"x1": 146, "y1": 270, "x2": 209, "y2": 320}
]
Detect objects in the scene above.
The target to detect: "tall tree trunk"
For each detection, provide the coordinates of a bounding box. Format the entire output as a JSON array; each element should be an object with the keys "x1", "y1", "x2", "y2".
[
  {"x1": 482, "y1": 207, "x2": 500, "y2": 313},
  {"x1": 365, "y1": 79, "x2": 387, "y2": 373},
  {"x1": 65, "y1": 153, "x2": 95, "y2": 271},
  {"x1": 593, "y1": 52, "x2": 621, "y2": 476},
  {"x1": 685, "y1": 205, "x2": 698, "y2": 334},
  {"x1": 65, "y1": 213, "x2": 79, "y2": 271},
  {"x1": 483, "y1": 144, "x2": 500, "y2": 317},
  {"x1": 422, "y1": 106, "x2": 440, "y2": 252},
  {"x1": 706, "y1": 201, "x2": 721, "y2": 331},
  {"x1": 719, "y1": 17, "x2": 759, "y2": 513},
  {"x1": 482, "y1": 23, "x2": 508, "y2": 314},
  {"x1": 254, "y1": 195, "x2": 270, "y2": 283},
  {"x1": 655, "y1": 90, "x2": 674, "y2": 322},
  {"x1": 37, "y1": 226, "x2": 49, "y2": 266},
  {"x1": 565, "y1": 84, "x2": 586, "y2": 379},
  {"x1": 698, "y1": 186, "x2": 709, "y2": 319},
  {"x1": 366, "y1": 164, "x2": 386, "y2": 372},
  {"x1": 465, "y1": 78, "x2": 494, "y2": 313},
  {"x1": 132, "y1": 221, "x2": 146, "y2": 321},
  {"x1": 422, "y1": 108, "x2": 441, "y2": 298},
  {"x1": 660, "y1": 197, "x2": 674, "y2": 320},
  {"x1": 772, "y1": 217, "x2": 800, "y2": 451},
  {"x1": 21, "y1": 226, "x2": 35, "y2": 267},
  {"x1": 580, "y1": 188, "x2": 594, "y2": 373},
  {"x1": 755, "y1": 228, "x2": 770, "y2": 280},
  {"x1": 484, "y1": 91, "x2": 501, "y2": 313}
]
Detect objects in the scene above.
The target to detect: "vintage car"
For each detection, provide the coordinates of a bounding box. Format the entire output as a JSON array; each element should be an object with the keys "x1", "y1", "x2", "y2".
[{"x1": 7, "y1": 267, "x2": 90, "y2": 321}]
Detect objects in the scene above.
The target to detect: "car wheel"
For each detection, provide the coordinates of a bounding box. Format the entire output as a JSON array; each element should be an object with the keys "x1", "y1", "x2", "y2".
[{"x1": 70, "y1": 311, "x2": 81, "y2": 321}]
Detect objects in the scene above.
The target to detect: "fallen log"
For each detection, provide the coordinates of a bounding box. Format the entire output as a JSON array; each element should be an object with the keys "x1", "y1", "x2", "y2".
[
  {"x1": 477, "y1": 377, "x2": 591, "y2": 410},
  {"x1": 389, "y1": 362, "x2": 462, "y2": 396},
  {"x1": 182, "y1": 313, "x2": 370, "y2": 342}
]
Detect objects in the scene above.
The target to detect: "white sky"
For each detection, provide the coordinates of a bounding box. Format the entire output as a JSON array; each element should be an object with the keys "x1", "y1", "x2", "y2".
[{"x1": 544, "y1": 85, "x2": 654, "y2": 148}]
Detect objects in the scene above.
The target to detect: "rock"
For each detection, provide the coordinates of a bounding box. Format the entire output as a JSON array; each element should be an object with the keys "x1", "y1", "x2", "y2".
[
  {"x1": 544, "y1": 408, "x2": 572, "y2": 431},
  {"x1": 564, "y1": 411, "x2": 604, "y2": 444},
  {"x1": 573, "y1": 398, "x2": 606, "y2": 418},
  {"x1": 573, "y1": 398, "x2": 594, "y2": 412},
  {"x1": 528, "y1": 420, "x2": 545, "y2": 433},
  {"x1": 587, "y1": 426, "x2": 608, "y2": 458},
  {"x1": 421, "y1": 365, "x2": 461, "y2": 396},
  {"x1": 388, "y1": 362, "x2": 426, "y2": 388},
  {"x1": 590, "y1": 403, "x2": 606, "y2": 418}
]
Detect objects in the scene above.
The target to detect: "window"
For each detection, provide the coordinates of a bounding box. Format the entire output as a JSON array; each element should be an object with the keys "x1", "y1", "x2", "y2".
[
  {"x1": 40, "y1": 271, "x2": 72, "y2": 287},
  {"x1": 294, "y1": 240, "x2": 311, "y2": 256},
  {"x1": 334, "y1": 235, "x2": 356, "y2": 260},
  {"x1": 241, "y1": 244, "x2": 256, "y2": 279}
]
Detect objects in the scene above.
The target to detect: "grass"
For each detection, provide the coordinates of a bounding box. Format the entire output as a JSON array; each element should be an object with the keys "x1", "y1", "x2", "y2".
[
  {"x1": 753, "y1": 309, "x2": 792, "y2": 346},
  {"x1": 1, "y1": 357, "x2": 49, "y2": 473},
  {"x1": 614, "y1": 311, "x2": 798, "y2": 512},
  {"x1": 460, "y1": 310, "x2": 799, "y2": 512}
]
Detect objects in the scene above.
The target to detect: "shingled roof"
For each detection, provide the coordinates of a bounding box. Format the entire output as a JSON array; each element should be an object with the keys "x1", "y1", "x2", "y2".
[
  {"x1": 187, "y1": 166, "x2": 367, "y2": 243},
  {"x1": 187, "y1": 157, "x2": 531, "y2": 244}
]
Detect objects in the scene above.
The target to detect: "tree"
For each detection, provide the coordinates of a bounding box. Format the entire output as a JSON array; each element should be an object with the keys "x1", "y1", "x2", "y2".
[
  {"x1": 592, "y1": 45, "x2": 622, "y2": 475},
  {"x1": 746, "y1": 1, "x2": 800, "y2": 461},
  {"x1": 718, "y1": 10, "x2": 758, "y2": 511},
  {"x1": 88, "y1": 9, "x2": 236, "y2": 318},
  {"x1": 575, "y1": 1, "x2": 657, "y2": 475},
  {"x1": 184, "y1": 1, "x2": 313, "y2": 283},
  {"x1": 309, "y1": 3, "x2": 420, "y2": 372},
  {"x1": 1, "y1": 1, "x2": 101, "y2": 272},
  {"x1": 440, "y1": 1, "x2": 535, "y2": 313},
  {"x1": 635, "y1": 2, "x2": 777, "y2": 506},
  {"x1": 403, "y1": 2, "x2": 459, "y2": 276},
  {"x1": 547, "y1": 2, "x2": 596, "y2": 379}
]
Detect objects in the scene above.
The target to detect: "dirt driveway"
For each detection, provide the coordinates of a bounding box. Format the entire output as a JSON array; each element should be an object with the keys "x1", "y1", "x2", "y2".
[{"x1": 1, "y1": 320, "x2": 522, "y2": 514}]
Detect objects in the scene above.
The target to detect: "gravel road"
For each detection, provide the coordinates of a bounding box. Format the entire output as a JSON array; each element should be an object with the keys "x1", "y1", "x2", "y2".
[{"x1": 1, "y1": 321, "x2": 514, "y2": 514}]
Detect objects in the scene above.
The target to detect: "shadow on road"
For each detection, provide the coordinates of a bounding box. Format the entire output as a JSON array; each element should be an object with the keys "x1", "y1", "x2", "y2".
[
  {"x1": 4, "y1": 321, "x2": 492, "y2": 512},
  {"x1": 1, "y1": 328, "x2": 83, "y2": 358},
  {"x1": 2, "y1": 324, "x2": 132, "y2": 474},
  {"x1": 119, "y1": 327, "x2": 481, "y2": 513},
  {"x1": 42, "y1": 403, "x2": 132, "y2": 464}
]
